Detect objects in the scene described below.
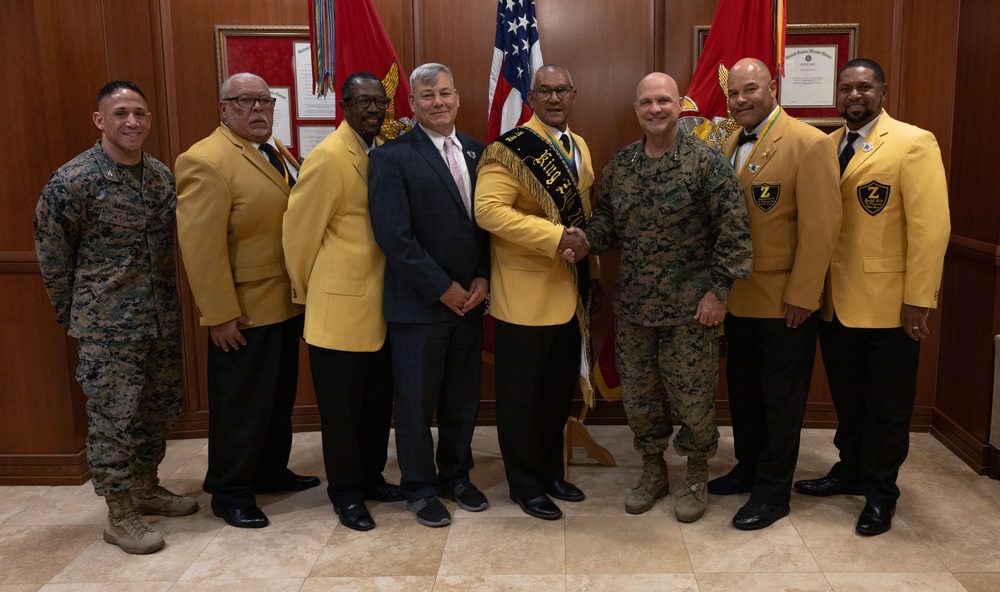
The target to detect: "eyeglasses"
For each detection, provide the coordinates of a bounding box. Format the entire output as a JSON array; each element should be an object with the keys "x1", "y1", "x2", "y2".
[
  {"x1": 345, "y1": 95, "x2": 392, "y2": 110},
  {"x1": 530, "y1": 85, "x2": 574, "y2": 100},
  {"x1": 222, "y1": 96, "x2": 276, "y2": 109}
]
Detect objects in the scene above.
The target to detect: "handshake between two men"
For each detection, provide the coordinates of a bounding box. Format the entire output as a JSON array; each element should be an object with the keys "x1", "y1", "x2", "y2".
[{"x1": 558, "y1": 226, "x2": 728, "y2": 328}]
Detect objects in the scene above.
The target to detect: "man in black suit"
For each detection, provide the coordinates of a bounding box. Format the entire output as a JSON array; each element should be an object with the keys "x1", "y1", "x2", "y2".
[{"x1": 368, "y1": 63, "x2": 490, "y2": 528}]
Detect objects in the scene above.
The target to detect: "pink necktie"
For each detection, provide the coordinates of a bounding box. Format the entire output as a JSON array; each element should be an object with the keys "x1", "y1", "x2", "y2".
[{"x1": 445, "y1": 137, "x2": 470, "y2": 217}]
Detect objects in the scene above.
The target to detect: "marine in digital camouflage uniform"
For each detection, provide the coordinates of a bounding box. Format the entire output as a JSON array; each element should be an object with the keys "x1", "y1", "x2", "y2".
[
  {"x1": 34, "y1": 80, "x2": 196, "y2": 555},
  {"x1": 580, "y1": 73, "x2": 751, "y2": 522}
]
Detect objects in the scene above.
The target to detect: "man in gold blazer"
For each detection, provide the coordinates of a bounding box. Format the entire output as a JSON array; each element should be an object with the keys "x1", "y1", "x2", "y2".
[
  {"x1": 475, "y1": 65, "x2": 598, "y2": 521},
  {"x1": 176, "y1": 72, "x2": 316, "y2": 529},
  {"x1": 282, "y1": 72, "x2": 404, "y2": 532},
  {"x1": 793, "y1": 58, "x2": 951, "y2": 536},
  {"x1": 710, "y1": 58, "x2": 842, "y2": 530}
]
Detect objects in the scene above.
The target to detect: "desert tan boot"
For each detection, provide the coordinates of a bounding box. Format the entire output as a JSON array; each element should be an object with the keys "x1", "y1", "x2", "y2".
[
  {"x1": 675, "y1": 457, "x2": 708, "y2": 523},
  {"x1": 130, "y1": 471, "x2": 199, "y2": 517},
  {"x1": 625, "y1": 453, "x2": 669, "y2": 514},
  {"x1": 104, "y1": 491, "x2": 165, "y2": 554}
]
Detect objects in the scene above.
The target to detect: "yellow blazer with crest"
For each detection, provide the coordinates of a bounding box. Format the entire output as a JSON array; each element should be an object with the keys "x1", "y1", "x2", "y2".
[
  {"x1": 822, "y1": 111, "x2": 951, "y2": 328},
  {"x1": 474, "y1": 115, "x2": 598, "y2": 326},
  {"x1": 282, "y1": 125, "x2": 386, "y2": 352},
  {"x1": 722, "y1": 108, "x2": 842, "y2": 317},
  {"x1": 175, "y1": 125, "x2": 303, "y2": 328}
]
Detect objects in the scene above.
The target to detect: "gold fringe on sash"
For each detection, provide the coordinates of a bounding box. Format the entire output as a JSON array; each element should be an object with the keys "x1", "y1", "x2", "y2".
[{"x1": 479, "y1": 130, "x2": 595, "y2": 406}]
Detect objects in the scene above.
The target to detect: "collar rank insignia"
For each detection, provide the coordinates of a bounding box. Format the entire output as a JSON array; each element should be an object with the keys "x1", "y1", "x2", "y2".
[
  {"x1": 857, "y1": 181, "x2": 890, "y2": 215},
  {"x1": 751, "y1": 183, "x2": 780, "y2": 212}
]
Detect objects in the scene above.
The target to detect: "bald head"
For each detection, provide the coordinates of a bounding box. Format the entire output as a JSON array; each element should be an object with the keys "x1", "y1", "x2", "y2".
[
  {"x1": 634, "y1": 72, "x2": 681, "y2": 144},
  {"x1": 727, "y1": 58, "x2": 777, "y2": 130}
]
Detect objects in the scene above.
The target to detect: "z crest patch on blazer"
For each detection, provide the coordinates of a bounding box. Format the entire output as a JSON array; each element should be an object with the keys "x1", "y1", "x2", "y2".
[
  {"x1": 751, "y1": 183, "x2": 780, "y2": 212},
  {"x1": 857, "y1": 181, "x2": 890, "y2": 216}
]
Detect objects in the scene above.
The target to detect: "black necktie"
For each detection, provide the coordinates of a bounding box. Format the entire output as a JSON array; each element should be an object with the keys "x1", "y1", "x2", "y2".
[
  {"x1": 839, "y1": 131, "x2": 861, "y2": 175},
  {"x1": 259, "y1": 143, "x2": 295, "y2": 188},
  {"x1": 737, "y1": 132, "x2": 757, "y2": 146},
  {"x1": 560, "y1": 133, "x2": 577, "y2": 176}
]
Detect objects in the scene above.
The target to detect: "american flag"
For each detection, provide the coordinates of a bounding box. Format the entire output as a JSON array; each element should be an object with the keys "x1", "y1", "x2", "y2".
[{"x1": 487, "y1": 0, "x2": 544, "y2": 142}]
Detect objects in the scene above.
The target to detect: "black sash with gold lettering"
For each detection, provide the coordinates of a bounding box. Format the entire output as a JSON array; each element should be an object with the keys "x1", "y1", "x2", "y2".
[{"x1": 479, "y1": 126, "x2": 595, "y2": 404}]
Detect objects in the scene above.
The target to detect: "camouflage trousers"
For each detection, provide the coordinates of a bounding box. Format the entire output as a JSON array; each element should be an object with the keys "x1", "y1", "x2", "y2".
[
  {"x1": 76, "y1": 335, "x2": 183, "y2": 496},
  {"x1": 615, "y1": 318, "x2": 720, "y2": 462}
]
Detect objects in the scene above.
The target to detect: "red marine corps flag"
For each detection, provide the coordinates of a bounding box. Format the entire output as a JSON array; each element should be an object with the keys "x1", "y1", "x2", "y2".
[
  {"x1": 487, "y1": 0, "x2": 544, "y2": 142},
  {"x1": 309, "y1": 0, "x2": 413, "y2": 140},
  {"x1": 679, "y1": 0, "x2": 785, "y2": 147}
]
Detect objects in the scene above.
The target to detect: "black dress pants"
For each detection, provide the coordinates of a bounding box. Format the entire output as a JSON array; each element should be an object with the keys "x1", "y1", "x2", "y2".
[
  {"x1": 494, "y1": 317, "x2": 579, "y2": 499},
  {"x1": 819, "y1": 314, "x2": 920, "y2": 506},
  {"x1": 725, "y1": 313, "x2": 818, "y2": 505},
  {"x1": 309, "y1": 340, "x2": 393, "y2": 505},
  {"x1": 204, "y1": 314, "x2": 303, "y2": 506}
]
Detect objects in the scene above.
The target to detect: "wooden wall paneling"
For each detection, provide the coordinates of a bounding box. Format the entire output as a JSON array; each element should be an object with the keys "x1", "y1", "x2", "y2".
[
  {"x1": 944, "y1": 0, "x2": 999, "y2": 246},
  {"x1": 0, "y1": 269, "x2": 91, "y2": 484},
  {"x1": 934, "y1": 244, "x2": 998, "y2": 474},
  {"x1": 164, "y1": 0, "x2": 309, "y2": 157},
  {"x1": 533, "y1": 0, "x2": 657, "y2": 174},
  {"x1": 2, "y1": 1, "x2": 53, "y2": 253},
  {"x1": 932, "y1": 0, "x2": 1000, "y2": 475},
  {"x1": 892, "y1": 0, "x2": 960, "y2": 171},
  {"x1": 410, "y1": 0, "x2": 498, "y2": 144},
  {"x1": 658, "y1": 0, "x2": 717, "y2": 93}
]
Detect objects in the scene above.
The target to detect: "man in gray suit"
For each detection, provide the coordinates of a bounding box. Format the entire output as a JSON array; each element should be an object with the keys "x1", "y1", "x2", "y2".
[{"x1": 368, "y1": 63, "x2": 490, "y2": 528}]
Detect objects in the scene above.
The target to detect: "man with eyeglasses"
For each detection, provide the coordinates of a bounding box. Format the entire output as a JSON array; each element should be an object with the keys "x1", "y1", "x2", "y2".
[
  {"x1": 176, "y1": 72, "x2": 317, "y2": 529},
  {"x1": 475, "y1": 64, "x2": 599, "y2": 521},
  {"x1": 282, "y1": 72, "x2": 404, "y2": 532},
  {"x1": 368, "y1": 63, "x2": 490, "y2": 528}
]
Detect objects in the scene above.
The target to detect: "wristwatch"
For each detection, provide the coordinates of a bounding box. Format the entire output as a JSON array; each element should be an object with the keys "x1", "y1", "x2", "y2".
[{"x1": 710, "y1": 286, "x2": 730, "y2": 301}]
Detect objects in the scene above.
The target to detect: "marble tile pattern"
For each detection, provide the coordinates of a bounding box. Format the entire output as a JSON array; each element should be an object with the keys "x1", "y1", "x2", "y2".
[{"x1": 1, "y1": 426, "x2": 999, "y2": 591}]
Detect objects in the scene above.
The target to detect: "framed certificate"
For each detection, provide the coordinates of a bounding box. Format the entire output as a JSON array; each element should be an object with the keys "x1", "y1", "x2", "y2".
[{"x1": 694, "y1": 23, "x2": 859, "y2": 127}]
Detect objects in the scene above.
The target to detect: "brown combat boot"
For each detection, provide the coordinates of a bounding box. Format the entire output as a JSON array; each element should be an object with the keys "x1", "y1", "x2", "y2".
[
  {"x1": 104, "y1": 491, "x2": 165, "y2": 554},
  {"x1": 675, "y1": 457, "x2": 708, "y2": 523},
  {"x1": 624, "y1": 453, "x2": 669, "y2": 514},
  {"x1": 130, "y1": 471, "x2": 199, "y2": 517}
]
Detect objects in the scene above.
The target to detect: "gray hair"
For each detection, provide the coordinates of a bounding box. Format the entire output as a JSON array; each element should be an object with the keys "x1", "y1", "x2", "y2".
[
  {"x1": 410, "y1": 63, "x2": 453, "y2": 89},
  {"x1": 531, "y1": 64, "x2": 574, "y2": 89},
  {"x1": 219, "y1": 72, "x2": 266, "y2": 100}
]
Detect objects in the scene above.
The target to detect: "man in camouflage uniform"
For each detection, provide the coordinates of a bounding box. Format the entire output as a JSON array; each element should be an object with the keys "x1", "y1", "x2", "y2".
[
  {"x1": 34, "y1": 80, "x2": 197, "y2": 555},
  {"x1": 572, "y1": 72, "x2": 751, "y2": 522}
]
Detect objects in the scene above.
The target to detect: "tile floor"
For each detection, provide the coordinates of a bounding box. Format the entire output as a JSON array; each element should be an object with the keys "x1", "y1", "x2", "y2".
[{"x1": 2, "y1": 425, "x2": 1000, "y2": 591}]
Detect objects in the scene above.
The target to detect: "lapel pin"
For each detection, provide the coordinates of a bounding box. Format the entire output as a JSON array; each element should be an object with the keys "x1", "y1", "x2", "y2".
[
  {"x1": 748, "y1": 163, "x2": 760, "y2": 173},
  {"x1": 862, "y1": 143, "x2": 874, "y2": 152},
  {"x1": 466, "y1": 150, "x2": 476, "y2": 159},
  {"x1": 761, "y1": 150, "x2": 771, "y2": 159}
]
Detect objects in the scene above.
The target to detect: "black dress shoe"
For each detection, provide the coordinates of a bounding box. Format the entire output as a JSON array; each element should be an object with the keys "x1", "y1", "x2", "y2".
[
  {"x1": 333, "y1": 501, "x2": 375, "y2": 531},
  {"x1": 708, "y1": 472, "x2": 753, "y2": 495},
  {"x1": 732, "y1": 500, "x2": 790, "y2": 531},
  {"x1": 544, "y1": 479, "x2": 585, "y2": 502},
  {"x1": 257, "y1": 471, "x2": 321, "y2": 493},
  {"x1": 365, "y1": 482, "x2": 406, "y2": 503},
  {"x1": 510, "y1": 494, "x2": 562, "y2": 520},
  {"x1": 211, "y1": 498, "x2": 269, "y2": 528},
  {"x1": 793, "y1": 475, "x2": 863, "y2": 497},
  {"x1": 856, "y1": 503, "x2": 895, "y2": 536}
]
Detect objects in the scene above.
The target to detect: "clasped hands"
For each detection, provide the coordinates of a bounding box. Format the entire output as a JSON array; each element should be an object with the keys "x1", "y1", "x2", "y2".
[
  {"x1": 440, "y1": 277, "x2": 489, "y2": 316},
  {"x1": 559, "y1": 227, "x2": 589, "y2": 263}
]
